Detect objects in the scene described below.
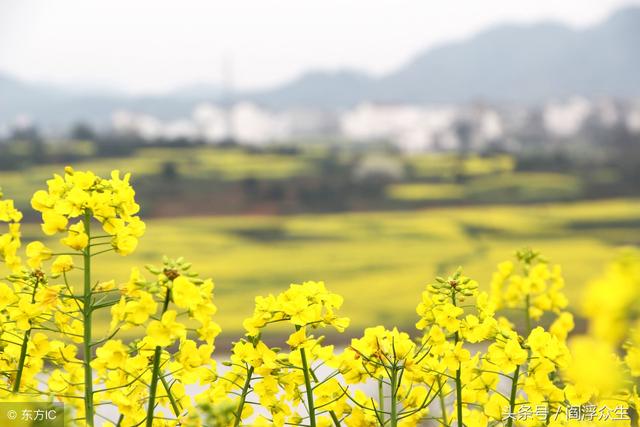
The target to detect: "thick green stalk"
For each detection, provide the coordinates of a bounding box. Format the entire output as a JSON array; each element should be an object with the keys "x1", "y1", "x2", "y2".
[
  {"x1": 82, "y1": 212, "x2": 94, "y2": 427},
  {"x1": 390, "y1": 367, "x2": 398, "y2": 427},
  {"x1": 300, "y1": 346, "x2": 316, "y2": 427},
  {"x1": 146, "y1": 347, "x2": 163, "y2": 426},
  {"x1": 234, "y1": 365, "x2": 255, "y2": 427},
  {"x1": 506, "y1": 365, "x2": 520, "y2": 427},
  {"x1": 146, "y1": 286, "x2": 172, "y2": 427},
  {"x1": 452, "y1": 292, "x2": 463, "y2": 427},
  {"x1": 13, "y1": 279, "x2": 39, "y2": 392},
  {"x1": 13, "y1": 333, "x2": 30, "y2": 392}
]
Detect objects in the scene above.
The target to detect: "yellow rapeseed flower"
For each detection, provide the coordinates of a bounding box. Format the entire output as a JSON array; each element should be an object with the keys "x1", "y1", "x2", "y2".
[
  {"x1": 171, "y1": 276, "x2": 202, "y2": 308},
  {"x1": 51, "y1": 255, "x2": 74, "y2": 274},
  {"x1": 146, "y1": 310, "x2": 186, "y2": 347},
  {"x1": 25, "y1": 241, "x2": 52, "y2": 269}
]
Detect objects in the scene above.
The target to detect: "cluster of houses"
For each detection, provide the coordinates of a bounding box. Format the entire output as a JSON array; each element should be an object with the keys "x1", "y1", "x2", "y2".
[{"x1": 110, "y1": 97, "x2": 640, "y2": 152}]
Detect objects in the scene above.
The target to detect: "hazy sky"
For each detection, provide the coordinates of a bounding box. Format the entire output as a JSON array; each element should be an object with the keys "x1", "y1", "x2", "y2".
[{"x1": 1, "y1": 0, "x2": 639, "y2": 94}]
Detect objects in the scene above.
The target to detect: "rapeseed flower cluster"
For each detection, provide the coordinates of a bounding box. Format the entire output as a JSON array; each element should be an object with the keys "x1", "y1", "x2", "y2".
[
  {"x1": 30, "y1": 166, "x2": 145, "y2": 255},
  {"x1": 1, "y1": 169, "x2": 221, "y2": 427},
  {"x1": 490, "y1": 249, "x2": 568, "y2": 323},
  {"x1": 242, "y1": 281, "x2": 350, "y2": 339},
  {"x1": 0, "y1": 189, "x2": 22, "y2": 272},
  {"x1": 202, "y1": 282, "x2": 350, "y2": 427},
  {"x1": 201, "y1": 254, "x2": 636, "y2": 427},
  {"x1": 572, "y1": 249, "x2": 640, "y2": 419},
  {"x1": 0, "y1": 168, "x2": 639, "y2": 427}
]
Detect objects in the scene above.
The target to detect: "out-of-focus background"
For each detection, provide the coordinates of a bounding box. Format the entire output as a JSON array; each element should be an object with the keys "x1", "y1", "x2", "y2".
[{"x1": 1, "y1": 0, "x2": 639, "y2": 341}]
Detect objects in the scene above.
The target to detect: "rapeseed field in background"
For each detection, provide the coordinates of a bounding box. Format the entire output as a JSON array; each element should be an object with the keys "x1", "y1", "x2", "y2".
[{"x1": 17, "y1": 196, "x2": 640, "y2": 338}]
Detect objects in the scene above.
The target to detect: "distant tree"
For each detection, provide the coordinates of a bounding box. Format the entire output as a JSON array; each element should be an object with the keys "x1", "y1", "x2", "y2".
[
  {"x1": 161, "y1": 162, "x2": 179, "y2": 180},
  {"x1": 454, "y1": 120, "x2": 473, "y2": 155},
  {"x1": 242, "y1": 177, "x2": 260, "y2": 198},
  {"x1": 266, "y1": 182, "x2": 286, "y2": 202},
  {"x1": 453, "y1": 119, "x2": 473, "y2": 182},
  {"x1": 10, "y1": 125, "x2": 40, "y2": 141},
  {"x1": 70, "y1": 122, "x2": 96, "y2": 140}
]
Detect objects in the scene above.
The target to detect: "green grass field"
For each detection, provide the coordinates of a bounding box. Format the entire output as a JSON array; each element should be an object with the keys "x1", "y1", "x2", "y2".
[{"x1": 15, "y1": 198, "x2": 640, "y2": 342}]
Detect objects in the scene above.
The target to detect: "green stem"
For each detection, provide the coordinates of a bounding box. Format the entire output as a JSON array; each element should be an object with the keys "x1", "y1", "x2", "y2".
[
  {"x1": 145, "y1": 286, "x2": 172, "y2": 427},
  {"x1": 455, "y1": 368, "x2": 463, "y2": 427},
  {"x1": 452, "y1": 292, "x2": 463, "y2": 427},
  {"x1": 160, "y1": 375, "x2": 181, "y2": 416},
  {"x1": 234, "y1": 365, "x2": 254, "y2": 427},
  {"x1": 378, "y1": 377, "x2": 385, "y2": 423},
  {"x1": 390, "y1": 367, "x2": 398, "y2": 427},
  {"x1": 146, "y1": 347, "x2": 162, "y2": 426},
  {"x1": 330, "y1": 411, "x2": 341, "y2": 427},
  {"x1": 506, "y1": 365, "x2": 520, "y2": 427},
  {"x1": 82, "y1": 212, "x2": 94, "y2": 427},
  {"x1": 13, "y1": 331, "x2": 31, "y2": 393},
  {"x1": 13, "y1": 279, "x2": 39, "y2": 393},
  {"x1": 300, "y1": 346, "x2": 316, "y2": 427},
  {"x1": 438, "y1": 378, "x2": 448, "y2": 427}
]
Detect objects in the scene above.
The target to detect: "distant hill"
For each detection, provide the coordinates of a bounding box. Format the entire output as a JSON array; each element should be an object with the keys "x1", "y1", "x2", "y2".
[
  {"x1": 1, "y1": 6, "x2": 639, "y2": 126},
  {"x1": 374, "y1": 7, "x2": 640, "y2": 103},
  {"x1": 0, "y1": 73, "x2": 215, "y2": 128},
  {"x1": 251, "y1": 6, "x2": 640, "y2": 107},
  {"x1": 247, "y1": 70, "x2": 375, "y2": 109}
]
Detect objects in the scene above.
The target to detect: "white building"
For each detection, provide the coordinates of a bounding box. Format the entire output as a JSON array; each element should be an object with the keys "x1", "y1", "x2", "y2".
[
  {"x1": 108, "y1": 97, "x2": 638, "y2": 150},
  {"x1": 543, "y1": 97, "x2": 592, "y2": 137},
  {"x1": 340, "y1": 103, "x2": 458, "y2": 152}
]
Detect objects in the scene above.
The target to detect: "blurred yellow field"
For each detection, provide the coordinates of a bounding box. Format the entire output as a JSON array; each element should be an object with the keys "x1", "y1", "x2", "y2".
[{"x1": 18, "y1": 198, "x2": 639, "y2": 340}]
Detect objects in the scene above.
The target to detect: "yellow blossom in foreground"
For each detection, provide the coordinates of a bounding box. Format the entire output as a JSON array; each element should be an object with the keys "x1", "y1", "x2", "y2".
[
  {"x1": 92, "y1": 340, "x2": 129, "y2": 371},
  {"x1": 487, "y1": 338, "x2": 528, "y2": 373},
  {"x1": 60, "y1": 221, "x2": 88, "y2": 250},
  {"x1": 25, "y1": 241, "x2": 52, "y2": 268},
  {"x1": 243, "y1": 281, "x2": 349, "y2": 336},
  {"x1": 0, "y1": 198, "x2": 23, "y2": 222},
  {"x1": 51, "y1": 255, "x2": 74, "y2": 274},
  {"x1": 30, "y1": 167, "x2": 145, "y2": 256},
  {"x1": 146, "y1": 310, "x2": 187, "y2": 347},
  {"x1": 0, "y1": 281, "x2": 18, "y2": 309},
  {"x1": 172, "y1": 276, "x2": 202, "y2": 308}
]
